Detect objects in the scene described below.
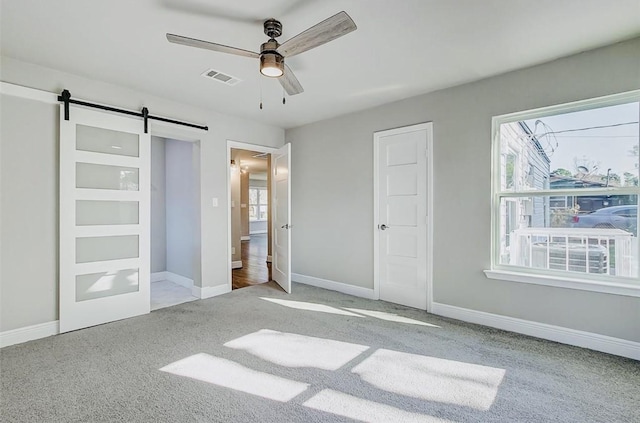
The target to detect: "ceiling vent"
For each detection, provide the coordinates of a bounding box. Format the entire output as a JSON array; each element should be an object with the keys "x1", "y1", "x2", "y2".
[{"x1": 201, "y1": 69, "x2": 242, "y2": 86}]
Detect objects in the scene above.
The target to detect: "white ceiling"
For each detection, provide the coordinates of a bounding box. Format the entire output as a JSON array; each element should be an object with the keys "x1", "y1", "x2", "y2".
[{"x1": 2, "y1": 0, "x2": 639, "y2": 129}]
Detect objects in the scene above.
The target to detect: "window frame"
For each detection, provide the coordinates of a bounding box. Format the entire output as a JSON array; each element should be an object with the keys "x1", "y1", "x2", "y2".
[
  {"x1": 487, "y1": 90, "x2": 640, "y2": 298},
  {"x1": 249, "y1": 187, "x2": 268, "y2": 222}
]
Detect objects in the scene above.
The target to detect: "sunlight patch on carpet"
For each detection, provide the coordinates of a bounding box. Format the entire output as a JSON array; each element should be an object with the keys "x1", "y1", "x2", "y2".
[
  {"x1": 344, "y1": 308, "x2": 441, "y2": 327},
  {"x1": 225, "y1": 329, "x2": 369, "y2": 371},
  {"x1": 260, "y1": 297, "x2": 364, "y2": 317},
  {"x1": 352, "y1": 349, "x2": 505, "y2": 410},
  {"x1": 160, "y1": 353, "x2": 309, "y2": 402},
  {"x1": 303, "y1": 389, "x2": 453, "y2": 423}
]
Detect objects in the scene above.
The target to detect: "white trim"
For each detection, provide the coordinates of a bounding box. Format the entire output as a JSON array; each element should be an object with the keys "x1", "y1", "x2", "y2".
[
  {"x1": 373, "y1": 123, "x2": 434, "y2": 311},
  {"x1": 75, "y1": 258, "x2": 141, "y2": 275},
  {"x1": 232, "y1": 260, "x2": 243, "y2": 269},
  {"x1": 192, "y1": 284, "x2": 231, "y2": 299},
  {"x1": 151, "y1": 271, "x2": 168, "y2": 282},
  {"x1": 75, "y1": 225, "x2": 140, "y2": 237},
  {"x1": 431, "y1": 302, "x2": 640, "y2": 360},
  {"x1": 292, "y1": 273, "x2": 376, "y2": 300},
  {"x1": 75, "y1": 189, "x2": 140, "y2": 201},
  {"x1": 0, "y1": 81, "x2": 59, "y2": 104},
  {"x1": 227, "y1": 140, "x2": 278, "y2": 292},
  {"x1": 241, "y1": 235, "x2": 251, "y2": 241},
  {"x1": 484, "y1": 270, "x2": 640, "y2": 297},
  {"x1": 164, "y1": 272, "x2": 194, "y2": 290},
  {"x1": 249, "y1": 230, "x2": 268, "y2": 235},
  {"x1": 75, "y1": 150, "x2": 140, "y2": 168},
  {"x1": 0, "y1": 321, "x2": 60, "y2": 348}
]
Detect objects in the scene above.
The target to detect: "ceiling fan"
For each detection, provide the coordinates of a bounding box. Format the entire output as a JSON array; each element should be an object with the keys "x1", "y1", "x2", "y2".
[{"x1": 166, "y1": 11, "x2": 357, "y2": 96}]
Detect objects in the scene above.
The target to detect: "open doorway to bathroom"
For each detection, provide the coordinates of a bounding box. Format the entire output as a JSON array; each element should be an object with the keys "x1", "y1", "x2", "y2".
[{"x1": 150, "y1": 136, "x2": 199, "y2": 309}]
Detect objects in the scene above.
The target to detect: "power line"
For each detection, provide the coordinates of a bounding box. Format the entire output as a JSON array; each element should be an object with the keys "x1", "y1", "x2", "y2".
[{"x1": 533, "y1": 121, "x2": 638, "y2": 138}]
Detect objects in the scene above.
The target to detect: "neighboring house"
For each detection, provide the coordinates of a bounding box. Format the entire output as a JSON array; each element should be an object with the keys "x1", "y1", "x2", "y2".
[{"x1": 499, "y1": 122, "x2": 550, "y2": 261}]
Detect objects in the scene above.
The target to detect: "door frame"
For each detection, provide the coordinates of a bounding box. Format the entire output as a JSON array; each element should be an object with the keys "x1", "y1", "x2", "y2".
[
  {"x1": 226, "y1": 140, "x2": 278, "y2": 291},
  {"x1": 373, "y1": 122, "x2": 434, "y2": 312}
]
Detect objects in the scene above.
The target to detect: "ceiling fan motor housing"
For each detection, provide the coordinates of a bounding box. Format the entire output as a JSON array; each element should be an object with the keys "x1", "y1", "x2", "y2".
[{"x1": 263, "y1": 19, "x2": 283, "y2": 39}]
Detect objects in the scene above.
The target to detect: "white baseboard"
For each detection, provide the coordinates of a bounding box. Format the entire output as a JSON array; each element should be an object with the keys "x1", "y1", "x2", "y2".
[
  {"x1": 431, "y1": 302, "x2": 640, "y2": 361},
  {"x1": 151, "y1": 271, "x2": 167, "y2": 283},
  {"x1": 232, "y1": 260, "x2": 243, "y2": 269},
  {"x1": 241, "y1": 235, "x2": 251, "y2": 241},
  {"x1": 0, "y1": 321, "x2": 60, "y2": 348},
  {"x1": 292, "y1": 273, "x2": 377, "y2": 300},
  {"x1": 266, "y1": 255, "x2": 272, "y2": 263},
  {"x1": 192, "y1": 284, "x2": 231, "y2": 299}
]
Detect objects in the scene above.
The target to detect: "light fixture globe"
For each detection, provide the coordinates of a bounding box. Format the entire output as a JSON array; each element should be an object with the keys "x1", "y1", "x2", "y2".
[
  {"x1": 260, "y1": 53, "x2": 284, "y2": 77},
  {"x1": 260, "y1": 40, "x2": 284, "y2": 78}
]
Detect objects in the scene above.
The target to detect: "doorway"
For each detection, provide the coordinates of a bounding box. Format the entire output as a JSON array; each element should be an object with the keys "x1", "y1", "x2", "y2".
[
  {"x1": 230, "y1": 147, "x2": 273, "y2": 290},
  {"x1": 150, "y1": 136, "x2": 198, "y2": 310},
  {"x1": 227, "y1": 141, "x2": 291, "y2": 293}
]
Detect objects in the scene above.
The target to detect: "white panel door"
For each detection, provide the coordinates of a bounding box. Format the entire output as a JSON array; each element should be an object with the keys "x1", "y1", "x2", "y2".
[
  {"x1": 60, "y1": 105, "x2": 150, "y2": 333},
  {"x1": 272, "y1": 143, "x2": 291, "y2": 293},
  {"x1": 375, "y1": 124, "x2": 431, "y2": 310}
]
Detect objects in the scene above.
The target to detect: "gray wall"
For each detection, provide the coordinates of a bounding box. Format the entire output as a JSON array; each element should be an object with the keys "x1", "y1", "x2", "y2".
[
  {"x1": 165, "y1": 138, "x2": 196, "y2": 279},
  {"x1": 150, "y1": 136, "x2": 166, "y2": 273},
  {"x1": 0, "y1": 96, "x2": 59, "y2": 331},
  {"x1": 286, "y1": 37, "x2": 640, "y2": 342},
  {"x1": 0, "y1": 57, "x2": 283, "y2": 332}
]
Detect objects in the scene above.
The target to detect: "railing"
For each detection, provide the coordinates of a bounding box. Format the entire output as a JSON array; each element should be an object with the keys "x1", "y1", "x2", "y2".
[{"x1": 509, "y1": 227, "x2": 635, "y2": 277}]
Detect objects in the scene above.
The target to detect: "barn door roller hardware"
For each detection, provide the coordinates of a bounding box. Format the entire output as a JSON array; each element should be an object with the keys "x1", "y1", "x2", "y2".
[{"x1": 58, "y1": 89, "x2": 208, "y2": 133}]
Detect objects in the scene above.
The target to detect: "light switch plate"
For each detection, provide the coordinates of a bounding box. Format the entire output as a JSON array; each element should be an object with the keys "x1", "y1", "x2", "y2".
[{"x1": 212, "y1": 198, "x2": 218, "y2": 207}]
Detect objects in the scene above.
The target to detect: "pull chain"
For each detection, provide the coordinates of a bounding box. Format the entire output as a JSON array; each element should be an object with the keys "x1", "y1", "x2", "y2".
[
  {"x1": 259, "y1": 78, "x2": 263, "y2": 110},
  {"x1": 282, "y1": 87, "x2": 286, "y2": 105}
]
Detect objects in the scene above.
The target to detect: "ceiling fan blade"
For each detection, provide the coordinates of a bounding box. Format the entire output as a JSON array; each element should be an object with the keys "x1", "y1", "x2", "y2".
[
  {"x1": 279, "y1": 65, "x2": 304, "y2": 96},
  {"x1": 166, "y1": 33, "x2": 259, "y2": 58},
  {"x1": 277, "y1": 11, "x2": 357, "y2": 58}
]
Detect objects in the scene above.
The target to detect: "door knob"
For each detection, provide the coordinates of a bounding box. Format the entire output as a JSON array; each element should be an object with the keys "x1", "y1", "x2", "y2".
[
  {"x1": 281, "y1": 224, "x2": 290, "y2": 229},
  {"x1": 379, "y1": 224, "x2": 388, "y2": 230}
]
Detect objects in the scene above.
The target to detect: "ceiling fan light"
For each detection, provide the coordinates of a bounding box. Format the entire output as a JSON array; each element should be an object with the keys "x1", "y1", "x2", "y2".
[{"x1": 260, "y1": 53, "x2": 284, "y2": 77}]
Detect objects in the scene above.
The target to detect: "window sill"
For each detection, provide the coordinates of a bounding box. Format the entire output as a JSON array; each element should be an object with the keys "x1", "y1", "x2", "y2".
[{"x1": 484, "y1": 269, "x2": 640, "y2": 298}]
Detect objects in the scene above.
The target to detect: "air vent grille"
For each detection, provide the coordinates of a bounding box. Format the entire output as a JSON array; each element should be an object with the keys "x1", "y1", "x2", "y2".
[{"x1": 201, "y1": 69, "x2": 242, "y2": 86}]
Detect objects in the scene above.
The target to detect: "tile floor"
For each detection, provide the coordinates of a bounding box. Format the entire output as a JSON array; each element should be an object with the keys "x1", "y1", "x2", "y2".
[{"x1": 151, "y1": 280, "x2": 198, "y2": 311}]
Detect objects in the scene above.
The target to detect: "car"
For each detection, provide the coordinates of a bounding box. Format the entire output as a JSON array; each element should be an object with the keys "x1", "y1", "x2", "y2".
[{"x1": 570, "y1": 205, "x2": 637, "y2": 235}]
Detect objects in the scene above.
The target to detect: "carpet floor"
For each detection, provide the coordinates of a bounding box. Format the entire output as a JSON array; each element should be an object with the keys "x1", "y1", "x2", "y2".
[{"x1": 1, "y1": 282, "x2": 638, "y2": 422}]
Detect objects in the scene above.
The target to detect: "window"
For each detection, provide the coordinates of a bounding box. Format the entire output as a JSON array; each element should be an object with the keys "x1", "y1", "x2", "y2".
[
  {"x1": 490, "y1": 91, "x2": 640, "y2": 292},
  {"x1": 249, "y1": 187, "x2": 268, "y2": 221}
]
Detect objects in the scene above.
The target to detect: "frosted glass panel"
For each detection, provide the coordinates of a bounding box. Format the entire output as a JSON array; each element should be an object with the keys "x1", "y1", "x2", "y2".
[
  {"x1": 76, "y1": 125, "x2": 139, "y2": 157},
  {"x1": 76, "y1": 200, "x2": 139, "y2": 225},
  {"x1": 76, "y1": 269, "x2": 139, "y2": 301},
  {"x1": 76, "y1": 235, "x2": 139, "y2": 263},
  {"x1": 76, "y1": 163, "x2": 139, "y2": 190}
]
